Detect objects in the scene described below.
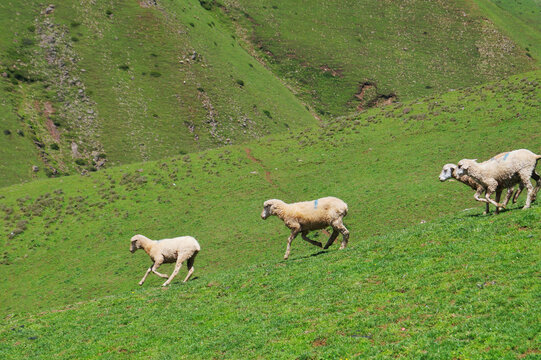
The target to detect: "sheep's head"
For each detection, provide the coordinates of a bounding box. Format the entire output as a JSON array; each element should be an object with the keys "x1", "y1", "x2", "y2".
[
  {"x1": 261, "y1": 199, "x2": 280, "y2": 219},
  {"x1": 456, "y1": 159, "x2": 477, "y2": 177},
  {"x1": 439, "y1": 164, "x2": 457, "y2": 182},
  {"x1": 130, "y1": 234, "x2": 144, "y2": 253}
]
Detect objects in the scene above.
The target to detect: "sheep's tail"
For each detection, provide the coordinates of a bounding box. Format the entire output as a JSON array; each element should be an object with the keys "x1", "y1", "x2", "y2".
[{"x1": 342, "y1": 203, "x2": 348, "y2": 217}]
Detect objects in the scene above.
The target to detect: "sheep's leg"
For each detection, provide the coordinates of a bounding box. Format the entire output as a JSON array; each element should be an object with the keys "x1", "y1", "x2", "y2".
[
  {"x1": 330, "y1": 219, "x2": 349, "y2": 250},
  {"x1": 138, "y1": 263, "x2": 154, "y2": 286},
  {"x1": 532, "y1": 171, "x2": 540, "y2": 202},
  {"x1": 151, "y1": 261, "x2": 169, "y2": 279},
  {"x1": 494, "y1": 188, "x2": 502, "y2": 214},
  {"x1": 484, "y1": 182, "x2": 503, "y2": 208},
  {"x1": 183, "y1": 254, "x2": 197, "y2": 283},
  {"x1": 502, "y1": 187, "x2": 515, "y2": 208},
  {"x1": 338, "y1": 225, "x2": 349, "y2": 250},
  {"x1": 162, "y1": 262, "x2": 182, "y2": 287},
  {"x1": 284, "y1": 228, "x2": 300, "y2": 260},
  {"x1": 513, "y1": 184, "x2": 524, "y2": 203},
  {"x1": 323, "y1": 230, "x2": 339, "y2": 249},
  {"x1": 521, "y1": 173, "x2": 535, "y2": 209},
  {"x1": 474, "y1": 188, "x2": 489, "y2": 204},
  {"x1": 301, "y1": 231, "x2": 322, "y2": 248}
]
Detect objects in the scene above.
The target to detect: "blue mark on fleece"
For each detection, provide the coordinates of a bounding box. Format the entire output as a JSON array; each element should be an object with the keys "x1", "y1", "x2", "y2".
[
  {"x1": 503, "y1": 152, "x2": 509, "y2": 160},
  {"x1": 314, "y1": 199, "x2": 318, "y2": 209}
]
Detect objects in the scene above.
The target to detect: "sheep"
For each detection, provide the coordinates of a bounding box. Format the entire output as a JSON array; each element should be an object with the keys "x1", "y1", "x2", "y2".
[
  {"x1": 439, "y1": 163, "x2": 518, "y2": 214},
  {"x1": 261, "y1": 196, "x2": 349, "y2": 260},
  {"x1": 130, "y1": 234, "x2": 200, "y2": 286},
  {"x1": 456, "y1": 149, "x2": 541, "y2": 210}
]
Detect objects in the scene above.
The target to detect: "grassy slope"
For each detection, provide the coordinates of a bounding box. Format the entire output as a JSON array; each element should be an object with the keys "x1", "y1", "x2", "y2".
[
  {"x1": 0, "y1": 70, "x2": 539, "y2": 316},
  {"x1": 471, "y1": 0, "x2": 541, "y2": 63},
  {"x1": 0, "y1": 0, "x2": 315, "y2": 187},
  {"x1": 0, "y1": 205, "x2": 539, "y2": 359},
  {"x1": 222, "y1": 0, "x2": 536, "y2": 116}
]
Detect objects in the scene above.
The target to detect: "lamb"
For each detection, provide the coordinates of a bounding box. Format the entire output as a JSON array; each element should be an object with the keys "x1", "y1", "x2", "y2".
[
  {"x1": 129, "y1": 234, "x2": 200, "y2": 286},
  {"x1": 439, "y1": 163, "x2": 517, "y2": 214},
  {"x1": 261, "y1": 196, "x2": 349, "y2": 260},
  {"x1": 456, "y1": 149, "x2": 541, "y2": 210}
]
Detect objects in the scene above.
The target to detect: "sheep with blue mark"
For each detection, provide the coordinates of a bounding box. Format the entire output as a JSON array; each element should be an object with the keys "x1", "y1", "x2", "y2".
[
  {"x1": 261, "y1": 196, "x2": 349, "y2": 259},
  {"x1": 439, "y1": 162, "x2": 519, "y2": 214},
  {"x1": 456, "y1": 149, "x2": 541, "y2": 210}
]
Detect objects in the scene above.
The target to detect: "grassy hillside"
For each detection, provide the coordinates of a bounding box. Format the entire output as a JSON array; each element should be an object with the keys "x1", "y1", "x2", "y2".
[
  {"x1": 0, "y1": 0, "x2": 315, "y2": 187},
  {"x1": 471, "y1": 0, "x2": 541, "y2": 63},
  {"x1": 222, "y1": 0, "x2": 536, "y2": 116},
  {"x1": 0, "y1": 70, "x2": 539, "y2": 316},
  {"x1": 0, "y1": 205, "x2": 539, "y2": 359}
]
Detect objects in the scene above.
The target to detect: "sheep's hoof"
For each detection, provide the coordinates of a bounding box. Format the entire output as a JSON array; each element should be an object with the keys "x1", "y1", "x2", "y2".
[
  {"x1": 138, "y1": 282, "x2": 143, "y2": 286},
  {"x1": 162, "y1": 283, "x2": 169, "y2": 287}
]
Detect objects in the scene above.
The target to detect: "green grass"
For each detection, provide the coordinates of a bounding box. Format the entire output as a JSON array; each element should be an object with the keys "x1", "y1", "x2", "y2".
[
  {"x1": 0, "y1": 70, "x2": 539, "y2": 317},
  {"x1": 222, "y1": 0, "x2": 536, "y2": 116},
  {"x1": 0, "y1": 205, "x2": 539, "y2": 359},
  {"x1": 471, "y1": 0, "x2": 541, "y2": 64}
]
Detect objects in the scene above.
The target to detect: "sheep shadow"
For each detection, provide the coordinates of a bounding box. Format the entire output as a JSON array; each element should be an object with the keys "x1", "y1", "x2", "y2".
[
  {"x1": 289, "y1": 250, "x2": 330, "y2": 261},
  {"x1": 465, "y1": 206, "x2": 522, "y2": 218}
]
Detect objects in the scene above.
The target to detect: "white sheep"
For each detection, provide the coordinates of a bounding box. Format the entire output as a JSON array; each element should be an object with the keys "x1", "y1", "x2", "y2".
[
  {"x1": 130, "y1": 234, "x2": 200, "y2": 286},
  {"x1": 261, "y1": 196, "x2": 349, "y2": 260},
  {"x1": 439, "y1": 163, "x2": 517, "y2": 214},
  {"x1": 456, "y1": 149, "x2": 541, "y2": 210}
]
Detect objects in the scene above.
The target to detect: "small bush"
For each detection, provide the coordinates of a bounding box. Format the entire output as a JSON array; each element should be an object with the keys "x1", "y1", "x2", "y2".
[
  {"x1": 197, "y1": 87, "x2": 205, "y2": 92},
  {"x1": 189, "y1": 22, "x2": 195, "y2": 27},
  {"x1": 263, "y1": 110, "x2": 272, "y2": 118},
  {"x1": 75, "y1": 159, "x2": 87, "y2": 166},
  {"x1": 70, "y1": 21, "x2": 81, "y2": 27},
  {"x1": 22, "y1": 38, "x2": 35, "y2": 46},
  {"x1": 50, "y1": 143, "x2": 59, "y2": 150},
  {"x1": 3, "y1": 129, "x2": 11, "y2": 135},
  {"x1": 106, "y1": 9, "x2": 113, "y2": 16},
  {"x1": 149, "y1": 71, "x2": 161, "y2": 77},
  {"x1": 71, "y1": 36, "x2": 79, "y2": 42},
  {"x1": 118, "y1": 64, "x2": 129, "y2": 71},
  {"x1": 236, "y1": 79, "x2": 245, "y2": 87},
  {"x1": 199, "y1": 0, "x2": 215, "y2": 10},
  {"x1": 27, "y1": 25, "x2": 35, "y2": 32}
]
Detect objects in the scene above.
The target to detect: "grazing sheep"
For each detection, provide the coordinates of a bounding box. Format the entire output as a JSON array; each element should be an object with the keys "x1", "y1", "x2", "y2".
[
  {"x1": 261, "y1": 196, "x2": 349, "y2": 260},
  {"x1": 439, "y1": 163, "x2": 517, "y2": 214},
  {"x1": 456, "y1": 149, "x2": 541, "y2": 210},
  {"x1": 130, "y1": 234, "x2": 200, "y2": 286}
]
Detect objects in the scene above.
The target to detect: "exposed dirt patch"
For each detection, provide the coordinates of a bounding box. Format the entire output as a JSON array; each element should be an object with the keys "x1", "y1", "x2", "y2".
[
  {"x1": 245, "y1": 147, "x2": 261, "y2": 164},
  {"x1": 354, "y1": 81, "x2": 396, "y2": 111},
  {"x1": 43, "y1": 102, "x2": 60, "y2": 142},
  {"x1": 139, "y1": 0, "x2": 157, "y2": 8},
  {"x1": 312, "y1": 337, "x2": 327, "y2": 347},
  {"x1": 320, "y1": 64, "x2": 343, "y2": 77},
  {"x1": 245, "y1": 148, "x2": 278, "y2": 187}
]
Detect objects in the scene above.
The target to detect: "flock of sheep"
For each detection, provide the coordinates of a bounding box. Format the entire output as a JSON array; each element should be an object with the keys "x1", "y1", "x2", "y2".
[{"x1": 130, "y1": 148, "x2": 540, "y2": 286}]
